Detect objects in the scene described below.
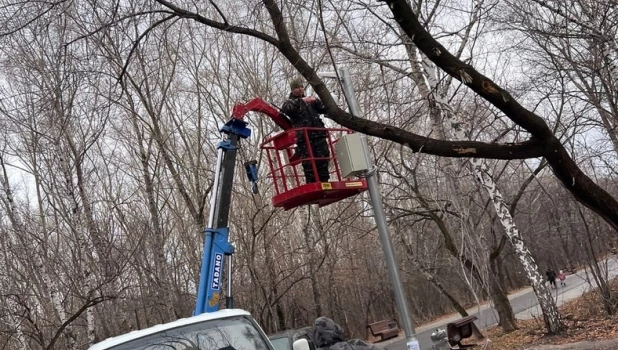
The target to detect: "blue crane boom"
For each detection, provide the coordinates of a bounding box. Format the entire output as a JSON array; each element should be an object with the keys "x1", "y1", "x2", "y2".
[{"x1": 194, "y1": 98, "x2": 287, "y2": 315}]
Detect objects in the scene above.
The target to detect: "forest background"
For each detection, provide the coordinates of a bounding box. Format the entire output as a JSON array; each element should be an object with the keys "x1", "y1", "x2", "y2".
[{"x1": 1, "y1": 0, "x2": 617, "y2": 348}]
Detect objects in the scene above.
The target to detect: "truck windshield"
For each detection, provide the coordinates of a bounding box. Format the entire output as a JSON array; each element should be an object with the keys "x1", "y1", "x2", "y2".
[
  {"x1": 269, "y1": 337, "x2": 290, "y2": 350},
  {"x1": 107, "y1": 316, "x2": 271, "y2": 350}
]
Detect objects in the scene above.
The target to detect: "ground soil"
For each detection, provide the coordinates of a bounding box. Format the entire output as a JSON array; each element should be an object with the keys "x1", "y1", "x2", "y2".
[{"x1": 471, "y1": 278, "x2": 618, "y2": 349}]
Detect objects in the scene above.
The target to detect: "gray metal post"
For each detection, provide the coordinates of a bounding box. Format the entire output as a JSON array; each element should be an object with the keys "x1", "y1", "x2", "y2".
[
  {"x1": 338, "y1": 67, "x2": 421, "y2": 350},
  {"x1": 339, "y1": 69, "x2": 362, "y2": 117}
]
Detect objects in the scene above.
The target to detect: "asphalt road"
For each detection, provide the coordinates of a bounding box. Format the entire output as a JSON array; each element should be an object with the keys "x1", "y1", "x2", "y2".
[{"x1": 384, "y1": 258, "x2": 618, "y2": 350}]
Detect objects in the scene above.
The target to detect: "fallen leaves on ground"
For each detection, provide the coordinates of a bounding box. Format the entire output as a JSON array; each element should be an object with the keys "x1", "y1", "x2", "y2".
[{"x1": 477, "y1": 278, "x2": 618, "y2": 349}]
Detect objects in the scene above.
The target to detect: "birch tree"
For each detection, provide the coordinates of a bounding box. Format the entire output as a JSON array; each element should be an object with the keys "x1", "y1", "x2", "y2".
[
  {"x1": 2, "y1": 0, "x2": 618, "y2": 344},
  {"x1": 4, "y1": 0, "x2": 618, "y2": 238},
  {"x1": 0, "y1": 157, "x2": 29, "y2": 349},
  {"x1": 334, "y1": 0, "x2": 551, "y2": 332},
  {"x1": 84, "y1": 0, "x2": 615, "y2": 245},
  {"x1": 408, "y1": 25, "x2": 562, "y2": 333},
  {"x1": 0, "y1": 2, "x2": 135, "y2": 345}
]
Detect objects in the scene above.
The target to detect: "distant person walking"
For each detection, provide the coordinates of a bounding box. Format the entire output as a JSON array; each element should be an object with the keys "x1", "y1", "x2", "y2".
[
  {"x1": 557, "y1": 270, "x2": 566, "y2": 287},
  {"x1": 546, "y1": 268, "x2": 557, "y2": 288}
]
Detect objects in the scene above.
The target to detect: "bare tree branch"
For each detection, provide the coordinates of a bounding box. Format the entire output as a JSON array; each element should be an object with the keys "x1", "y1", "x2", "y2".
[
  {"x1": 382, "y1": 0, "x2": 618, "y2": 232},
  {"x1": 153, "y1": 0, "x2": 281, "y2": 46}
]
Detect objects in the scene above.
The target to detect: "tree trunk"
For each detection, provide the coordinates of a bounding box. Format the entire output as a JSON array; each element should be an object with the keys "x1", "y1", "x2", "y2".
[
  {"x1": 302, "y1": 206, "x2": 323, "y2": 317},
  {"x1": 0, "y1": 232, "x2": 27, "y2": 348},
  {"x1": 577, "y1": 207, "x2": 614, "y2": 315},
  {"x1": 264, "y1": 232, "x2": 286, "y2": 331},
  {"x1": 410, "y1": 71, "x2": 517, "y2": 333},
  {"x1": 417, "y1": 265, "x2": 485, "y2": 339},
  {"x1": 403, "y1": 40, "x2": 520, "y2": 331},
  {"x1": 402, "y1": 35, "x2": 563, "y2": 332},
  {"x1": 488, "y1": 261, "x2": 517, "y2": 332},
  {"x1": 1, "y1": 155, "x2": 79, "y2": 348},
  {"x1": 474, "y1": 159, "x2": 563, "y2": 333},
  {"x1": 130, "y1": 111, "x2": 176, "y2": 321}
]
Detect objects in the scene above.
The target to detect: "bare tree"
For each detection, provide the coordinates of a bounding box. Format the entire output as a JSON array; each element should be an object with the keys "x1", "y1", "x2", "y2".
[{"x1": 3, "y1": 0, "x2": 618, "y2": 345}]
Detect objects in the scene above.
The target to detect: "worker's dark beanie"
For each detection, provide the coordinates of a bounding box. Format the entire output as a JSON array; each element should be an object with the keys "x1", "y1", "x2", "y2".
[{"x1": 290, "y1": 78, "x2": 304, "y2": 90}]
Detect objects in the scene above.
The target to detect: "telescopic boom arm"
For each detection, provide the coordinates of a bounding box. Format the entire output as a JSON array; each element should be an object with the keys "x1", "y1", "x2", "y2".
[{"x1": 195, "y1": 97, "x2": 288, "y2": 314}]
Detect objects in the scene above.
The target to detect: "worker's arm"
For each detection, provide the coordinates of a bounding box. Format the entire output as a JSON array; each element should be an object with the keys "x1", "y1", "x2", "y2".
[
  {"x1": 312, "y1": 98, "x2": 327, "y2": 114},
  {"x1": 281, "y1": 98, "x2": 300, "y2": 117},
  {"x1": 282, "y1": 98, "x2": 312, "y2": 127}
]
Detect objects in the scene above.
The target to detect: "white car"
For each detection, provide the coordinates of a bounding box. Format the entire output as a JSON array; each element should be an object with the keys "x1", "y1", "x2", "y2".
[
  {"x1": 268, "y1": 326, "x2": 314, "y2": 350},
  {"x1": 89, "y1": 309, "x2": 275, "y2": 350}
]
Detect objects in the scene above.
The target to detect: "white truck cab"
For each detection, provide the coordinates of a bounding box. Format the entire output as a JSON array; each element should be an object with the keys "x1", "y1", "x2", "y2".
[{"x1": 89, "y1": 309, "x2": 274, "y2": 350}]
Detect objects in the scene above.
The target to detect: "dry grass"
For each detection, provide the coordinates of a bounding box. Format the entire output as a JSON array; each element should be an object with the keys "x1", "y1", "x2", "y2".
[{"x1": 477, "y1": 279, "x2": 618, "y2": 349}]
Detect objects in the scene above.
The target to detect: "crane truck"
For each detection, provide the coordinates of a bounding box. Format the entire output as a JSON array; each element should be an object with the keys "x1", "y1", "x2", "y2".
[{"x1": 89, "y1": 99, "x2": 315, "y2": 350}]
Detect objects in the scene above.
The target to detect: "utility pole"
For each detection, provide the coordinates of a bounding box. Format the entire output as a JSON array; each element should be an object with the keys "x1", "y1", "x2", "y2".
[{"x1": 319, "y1": 68, "x2": 421, "y2": 350}]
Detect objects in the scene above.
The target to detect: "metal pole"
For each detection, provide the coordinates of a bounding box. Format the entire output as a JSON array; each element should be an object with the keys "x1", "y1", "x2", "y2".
[
  {"x1": 339, "y1": 68, "x2": 362, "y2": 117},
  {"x1": 339, "y1": 67, "x2": 421, "y2": 350}
]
